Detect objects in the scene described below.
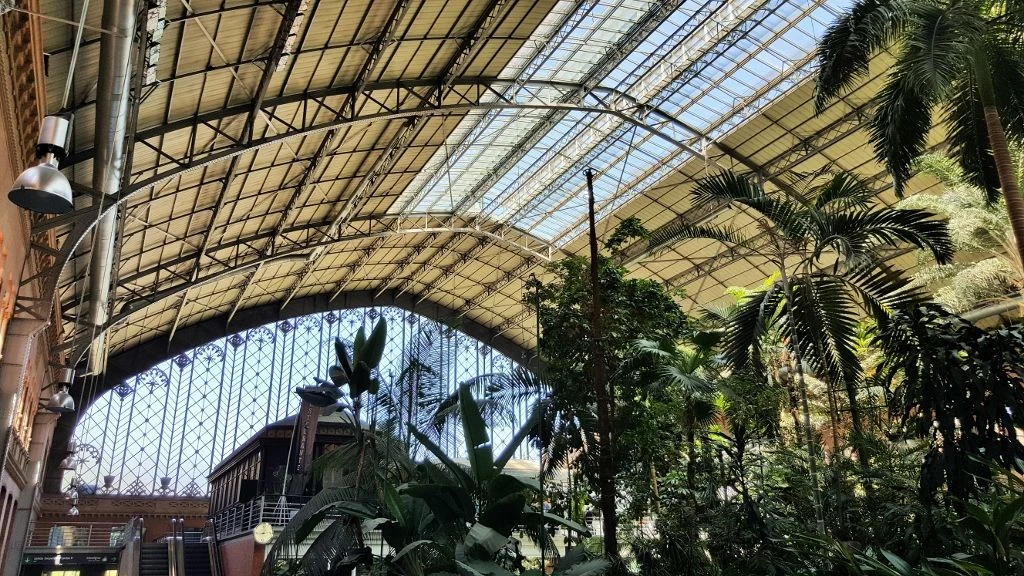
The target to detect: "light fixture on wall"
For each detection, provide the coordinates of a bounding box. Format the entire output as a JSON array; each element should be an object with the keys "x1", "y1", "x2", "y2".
[
  {"x1": 45, "y1": 368, "x2": 76, "y2": 415},
  {"x1": 8, "y1": 115, "x2": 74, "y2": 214}
]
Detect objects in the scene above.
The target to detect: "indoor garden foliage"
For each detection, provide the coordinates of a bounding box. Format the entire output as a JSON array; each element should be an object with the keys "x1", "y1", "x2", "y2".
[
  {"x1": 273, "y1": 207, "x2": 1023, "y2": 576},
  {"x1": 268, "y1": 2, "x2": 1024, "y2": 571}
]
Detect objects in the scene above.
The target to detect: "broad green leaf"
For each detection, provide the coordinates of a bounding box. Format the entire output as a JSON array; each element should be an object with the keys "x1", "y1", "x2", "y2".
[
  {"x1": 464, "y1": 522, "x2": 509, "y2": 556},
  {"x1": 409, "y1": 425, "x2": 475, "y2": 491},
  {"x1": 880, "y1": 550, "x2": 913, "y2": 574},
  {"x1": 488, "y1": 474, "x2": 539, "y2": 502},
  {"x1": 458, "y1": 385, "x2": 493, "y2": 484},
  {"x1": 393, "y1": 539, "x2": 436, "y2": 563},
  {"x1": 520, "y1": 511, "x2": 590, "y2": 536},
  {"x1": 335, "y1": 337, "x2": 352, "y2": 375},
  {"x1": 362, "y1": 517, "x2": 391, "y2": 532},
  {"x1": 562, "y1": 558, "x2": 612, "y2": 576},
  {"x1": 478, "y1": 492, "x2": 526, "y2": 536},
  {"x1": 363, "y1": 319, "x2": 388, "y2": 369},
  {"x1": 328, "y1": 365, "x2": 349, "y2": 386},
  {"x1": 381, "y1": 481, "x2": 405, "y2": 529},
  {"x1": 456, "y1": 560, "x2": 516, "y2": 576},
  {"x1": 353, "y1": 325, "x2": 367, "y2": 362},
  {"x1": 403, "y1": 483, "x2": 475, "y2": 525},
  {"x1": 494, "y1": 403, "x2": 541, "y2": 473}
]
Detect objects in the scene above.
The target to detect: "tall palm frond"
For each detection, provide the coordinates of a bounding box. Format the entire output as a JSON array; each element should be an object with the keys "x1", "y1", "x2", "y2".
[
  {"x1": 811, "y1": 208, "x2": 954, "y2": 267},
  {"x1": 814, "y1": 0, "x2": 911, "y2": 111},
  {"x1": 720, "y1": 282, "x2": 786, "y2": 374},
  {"x1": 816, "y1": 0, "x2": 1024, "y2": 268},
  {"x1": 811, "y1": 172, "x2": 875, "y2": 212},
  {"x1": 692, "y1": 171, "x2": 809, "y2": 240}
]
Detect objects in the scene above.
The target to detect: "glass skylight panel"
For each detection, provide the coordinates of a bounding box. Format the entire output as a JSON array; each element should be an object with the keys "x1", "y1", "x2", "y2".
[{"x1": 395, "y1": 0, "x2": 851, "y2": 245}]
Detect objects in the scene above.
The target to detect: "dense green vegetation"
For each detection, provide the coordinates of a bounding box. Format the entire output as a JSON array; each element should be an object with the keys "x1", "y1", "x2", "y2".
[{"x1": 267, "y1": 2, "x2": 1024, "y2": 573}]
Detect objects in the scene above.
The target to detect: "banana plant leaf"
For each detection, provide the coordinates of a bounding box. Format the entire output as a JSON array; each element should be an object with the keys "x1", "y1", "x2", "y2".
[{"x1": 459, "y1": 384, "x2": 495, "y2": 486}]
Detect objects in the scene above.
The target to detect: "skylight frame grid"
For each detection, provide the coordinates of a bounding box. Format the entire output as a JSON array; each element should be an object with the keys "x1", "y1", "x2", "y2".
[
  {"x1": 395, "y1": 0, "x2": 730, "y2": 219},
  {"x1": 546, "y1": 0, "x2": 845, "y2": 244},
  {"x1": 468, "y1": 0, "x2": 765, "y2": 227}
]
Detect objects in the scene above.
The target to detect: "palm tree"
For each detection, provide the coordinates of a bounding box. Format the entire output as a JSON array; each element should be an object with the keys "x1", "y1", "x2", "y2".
[
  {"x1": 900, "y1": 153, "x2": 1024, "y2": 311},
  {"x1": 814, "y1": 0, "x2": 1024, "y2": 265},
  {"x1": 689, "y1": 170, "x2": 954, "y2": 532},
  {"x1": 631, "y1": 333, "x2": 720, "y2": 495}
]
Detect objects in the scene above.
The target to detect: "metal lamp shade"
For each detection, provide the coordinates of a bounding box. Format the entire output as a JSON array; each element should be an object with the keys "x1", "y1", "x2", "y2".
[
  {"x1": 59, "y1": 456, "x2": 76, "y2": 471},
  {"x1": 8, "y1": 157, "x2": 73, "y2": 214},
  {"x1": 46, "y1": 387, "x2": 76, "y2": 414},
  {"x1": 9, "y1": 115, "x2": 73, "y2": 214}
]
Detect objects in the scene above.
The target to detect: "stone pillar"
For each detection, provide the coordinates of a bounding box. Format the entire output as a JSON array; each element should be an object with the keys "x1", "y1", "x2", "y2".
[
  {"x1": 2, "y1": 411, "x2": 58, "y2": 576},
  {"x1": 0, "y1": 318, "x2": 46, "y2": 471}
]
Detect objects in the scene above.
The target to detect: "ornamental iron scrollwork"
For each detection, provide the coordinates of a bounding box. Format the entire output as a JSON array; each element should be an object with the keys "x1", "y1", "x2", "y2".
[{"x1": 64, "y1": 307, "x2": 533, "y2": 496}]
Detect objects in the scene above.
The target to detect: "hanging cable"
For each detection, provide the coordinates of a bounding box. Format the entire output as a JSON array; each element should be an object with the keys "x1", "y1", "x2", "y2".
[{"x1": 60, "y1": 0, "x2": 91, "y2": 111}]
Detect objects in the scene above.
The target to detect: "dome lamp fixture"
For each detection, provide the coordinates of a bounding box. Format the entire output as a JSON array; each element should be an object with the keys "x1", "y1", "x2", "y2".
[
  {"x1": 45, "y1": 368, "x2": 77, "y2": 415},
  {"x1": 8, "y1": 114, "x2": 74, "y2": 214}
]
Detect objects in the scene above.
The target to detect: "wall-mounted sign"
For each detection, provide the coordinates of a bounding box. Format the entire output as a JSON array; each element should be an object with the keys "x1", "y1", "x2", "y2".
[{"x1": 22, "y1": 551, "x2": 119, "y2": 565}]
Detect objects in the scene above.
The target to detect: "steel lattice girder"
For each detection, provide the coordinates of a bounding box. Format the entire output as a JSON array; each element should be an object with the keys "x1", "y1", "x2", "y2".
[
  {"x1": 54, "y1": 212, "x2": 560, "y2": 360},
  {"x1": 22, "y1": 78, "x2": 718, "y2": 323}
]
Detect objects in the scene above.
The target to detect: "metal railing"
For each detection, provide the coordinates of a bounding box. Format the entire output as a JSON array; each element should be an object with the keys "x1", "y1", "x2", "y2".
[
  {"x1": 205, "y1": 518, "x2": 225, "y2": 576},
  {"x1": 27, "y1": 521, "x2": 130, "y2": 547},
  {"x1": 168, "y1": 518, "x2": 185, "y2": 576},
  {"x1": 116, "y1": 518, "x2": 144, "y2": 576},
  {"x1": 209, "y1": 495, "x2": 310, "y2": 540}
]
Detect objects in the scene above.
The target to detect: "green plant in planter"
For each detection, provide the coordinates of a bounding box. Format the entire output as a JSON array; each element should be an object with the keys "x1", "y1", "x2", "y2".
[{"x1": 267, "y1": 381, "x2": 607, "y2": 576}]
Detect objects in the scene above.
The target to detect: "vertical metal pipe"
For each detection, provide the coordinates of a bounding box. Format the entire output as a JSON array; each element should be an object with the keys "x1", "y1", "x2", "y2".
[{"x1": 87, "y1": 0, "x2": 137, "y2": 373}]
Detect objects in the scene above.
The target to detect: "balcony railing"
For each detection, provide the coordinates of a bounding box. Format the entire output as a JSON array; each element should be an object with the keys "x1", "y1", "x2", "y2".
[
  {"x1": 209, "y1": 495, "x2": 311, "y2": 540},
  {"x1": 26, "y1": 521, "x2": 128, "y2": 548}
]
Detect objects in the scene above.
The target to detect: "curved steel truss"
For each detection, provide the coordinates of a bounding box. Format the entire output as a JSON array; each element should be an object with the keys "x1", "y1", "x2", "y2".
[{"x1": 23, "y1": 78, "x2": 734, "y2": 326}]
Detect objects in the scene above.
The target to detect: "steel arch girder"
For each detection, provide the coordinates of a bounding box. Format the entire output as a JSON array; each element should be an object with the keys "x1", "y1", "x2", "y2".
[
  {"x1": 23, "y1": 78, "x2": 708, "y2": 324},
  {"x1": 55, "y1": 215, "x2": 559, "y2": 361}
]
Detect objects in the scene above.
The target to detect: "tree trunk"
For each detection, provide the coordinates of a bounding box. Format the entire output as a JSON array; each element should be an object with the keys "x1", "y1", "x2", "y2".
[
  {"x1": 843, "y1": 378, "x2": 870, "y2": 466},
  {"x1": 686, "y1": 425, "x2": 697, "y2": 495},
  {"x1": 778, "y1": 267, "x2": 826, "y2": 534},
  {"x1": 586, "y1": 169, "x2": 620, "y2": 561},
  {"x1": 975, "y1": 47, "x2": 1024, "y2": 267},
  {"x1": 649, "y1": 460, "x2": 660, "y2": 514},
  {"x1": 822, "y1": 375, "x2": 842, "y2": 458}
]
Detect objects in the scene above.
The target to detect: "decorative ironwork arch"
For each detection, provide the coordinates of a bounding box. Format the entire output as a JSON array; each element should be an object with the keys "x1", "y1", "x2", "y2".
[{"x1": 58, "y1": 306, "x2": 532, "y2": 497}]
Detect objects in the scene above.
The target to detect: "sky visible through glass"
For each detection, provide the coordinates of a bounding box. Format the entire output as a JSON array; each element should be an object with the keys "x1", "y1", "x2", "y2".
[
  {"x1": 395, "y1": 0, "x2": 849, "y2": 243},
  {"x1": 65, "y1": 307, "x2": 531, "y2": 497}
]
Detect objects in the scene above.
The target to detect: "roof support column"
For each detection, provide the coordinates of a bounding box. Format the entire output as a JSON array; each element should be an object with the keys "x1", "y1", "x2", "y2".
[{"x1": 86, "y1": 0, "x2": 137, "y2": 374}]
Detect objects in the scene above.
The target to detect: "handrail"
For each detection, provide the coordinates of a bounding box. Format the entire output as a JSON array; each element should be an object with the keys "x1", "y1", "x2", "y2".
[
  {"x1": 168, "y1": 518, "x2": 185, "y2": 576},
  {"x1": 116, "y1": 517, "x2": 143, "y2": 576},
  {"x1": 206, "y1": 517, "x2": 225, "y2": 576}
]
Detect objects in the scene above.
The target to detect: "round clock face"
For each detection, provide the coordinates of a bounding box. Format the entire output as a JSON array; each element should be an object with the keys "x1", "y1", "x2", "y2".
[{"x1": 253, "y1": 522, "x2": 274, "y2": 544}]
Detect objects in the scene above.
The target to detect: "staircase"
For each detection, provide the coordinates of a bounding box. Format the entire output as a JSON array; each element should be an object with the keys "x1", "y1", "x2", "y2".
[
  {"x1": 183, "y1": 543, "x2": 213, "y2": 576},
  {"x1": 139, "y1": 543, "x2": 169, "y2": 576}
]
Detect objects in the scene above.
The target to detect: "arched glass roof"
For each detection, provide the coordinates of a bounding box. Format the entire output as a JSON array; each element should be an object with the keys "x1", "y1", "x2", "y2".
[
  {"x1": 63, "y1": 307, "x2": 527, "y2": 496},
  {"x1": 29, "y1": 0, "x2": 939, "y2": 381}
]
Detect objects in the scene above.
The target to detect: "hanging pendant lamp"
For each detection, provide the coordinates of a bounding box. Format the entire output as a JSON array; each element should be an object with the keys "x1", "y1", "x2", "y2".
[{"x1": 8, "y1": 115, "x2": 73, "y2": 214}]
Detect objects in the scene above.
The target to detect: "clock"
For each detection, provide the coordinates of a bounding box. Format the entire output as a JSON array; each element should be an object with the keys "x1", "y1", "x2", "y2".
[{"x1": 253, "y1": 522, "x2": 274, "y2": 545}]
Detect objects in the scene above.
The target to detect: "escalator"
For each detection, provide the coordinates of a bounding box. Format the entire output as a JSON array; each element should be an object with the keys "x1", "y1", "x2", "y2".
[
  {"x1": 139, "y1": 543, "x2": 169, "y2": 576},
  {"x1": 182, "y1": 543, "x2": 214, "y2": 576}
]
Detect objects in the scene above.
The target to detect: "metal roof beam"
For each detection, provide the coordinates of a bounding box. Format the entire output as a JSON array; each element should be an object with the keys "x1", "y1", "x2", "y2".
[
  {"x1": 63, "y1": 213, "x2": 555, "y2": 295},
  {"x1": 393, "y1": 0, "x2": 812, "y2": 308},
  {"x1": 287, "y1": 0, "x2": 514, "y2": 308},
  {"x1": 169, "y1": 0, "x2": 305, "y2": 343},
  {"x1": 26, "y1": 80, "x2": 740, "y2": 325},
  {"x1": 228, "y1": 0, "x2": 412, "y2": 322},
  {"x1": 379, "y1": 0, "x2": 687, "y2": 300},
  {"x1": 57, "y1": 219, "x2": 554, "y2": 361}
]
